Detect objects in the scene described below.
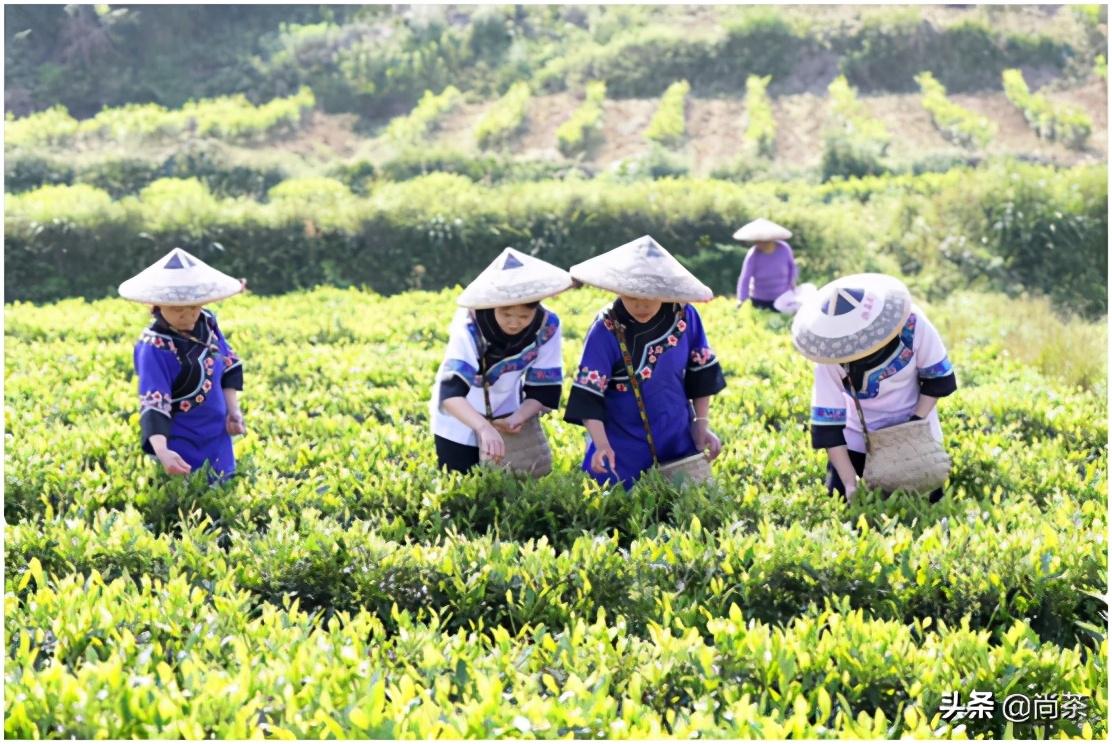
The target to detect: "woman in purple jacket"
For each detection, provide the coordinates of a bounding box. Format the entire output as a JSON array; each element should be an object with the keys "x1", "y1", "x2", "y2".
[{"x1": 734, "y1": 218, "x2": 798, "y2": 311}]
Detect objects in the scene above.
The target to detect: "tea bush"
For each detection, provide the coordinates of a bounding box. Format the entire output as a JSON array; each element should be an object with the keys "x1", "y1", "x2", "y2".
[{"x1": 3, "y1": 286, "x2": 1106, "y2": 737}]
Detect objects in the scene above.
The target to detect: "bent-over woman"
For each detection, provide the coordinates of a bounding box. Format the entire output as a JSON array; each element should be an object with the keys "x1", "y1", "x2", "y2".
[
  {"x1": 430, "y1": 248, "x2": 572, "y2": 473},
  {"x1": 564, "y1": 235, "x2": 727, "y2": 488},
  {"x1": 119, "y1": 248, "x2": 246, "y2": 481}
]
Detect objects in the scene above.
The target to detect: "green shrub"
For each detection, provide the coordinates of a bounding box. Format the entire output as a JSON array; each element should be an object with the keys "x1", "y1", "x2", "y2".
[
  {"x1": 3, "y1": 152, "x2": 75, "y2": 192},
  {"x1": 644, "y1": 80, "x2": 689, "y2": 147},
  {"x1": 384, "y1": 86, "x2": 463, "y2": 145},
  {"x1": 743, "y1": 75, "x2": 775, "y2": 158},
  {"x1": 556, "y1": 81, "x2": 607, "y2": 157},
  {"x1": 915, "y1": 71, "x2": 996, "y2": 149},
  {"x1": 842, "y1": 14, "x2": 1071, "y2": 93},
  {"x1": 475, "y1": 81, "x2": 531, "y2": 150},
  {"x1": 1002, "y1": 68, "x2": 1092, "y2": 149}
]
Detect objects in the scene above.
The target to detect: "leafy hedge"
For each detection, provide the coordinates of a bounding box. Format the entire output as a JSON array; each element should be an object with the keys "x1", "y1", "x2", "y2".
[
  {"x1": 4, "y1": 88, "x2": 316, "y2": 148},
  {"x1": 556, "y1": 81, "x2": 607, "y2": 157},
  {"x1": 644, "y1": 80, "x2": 689, "y2": 147},
  {"x1": 5, "y1": 162, "x2": 1107, "y2": 316},
  {"x1": 1002, "y1": 69, "x2": 1092, "y2": 149}
]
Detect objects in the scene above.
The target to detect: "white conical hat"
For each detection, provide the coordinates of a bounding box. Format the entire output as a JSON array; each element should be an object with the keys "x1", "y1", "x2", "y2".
[
  {"x1": 457, "y1": 247, "x2": 574, "y2": 309},
  {"x1": 569, "y1": 235, "x2": 713, "y2": 302},
  {"x1": 733, "y1": 218, "x2": 792, "y2": 242},
  {"x1": 118, "y1": 248, "x2": 244, "y2": 306},
  {"x1": 791, "y1": 273, "x2": 912, "y2": 364}
]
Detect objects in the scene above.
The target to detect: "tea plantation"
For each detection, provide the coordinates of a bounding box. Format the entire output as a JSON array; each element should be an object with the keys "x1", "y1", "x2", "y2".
[{"x1": 4, "y1": 286, "x2": 1106, "y2": 738}]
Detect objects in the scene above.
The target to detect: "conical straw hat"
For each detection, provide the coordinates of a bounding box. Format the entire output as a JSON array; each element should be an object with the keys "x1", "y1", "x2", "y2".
[
  {"x1": 569, "y1": 235, "x2": 713, "y2": 302},
  {"x1": 118, "y1": 248, "x2": 244, "y2": 306},
  {"x1": 733, "y1": 218, "x2": 792, "y2": 242},
  {"x1": 457, "y1": 247, "x2": 574, "y2": 309},
  {"x1": 791, "y1": 273, "x2": 912, "y2": 364}
]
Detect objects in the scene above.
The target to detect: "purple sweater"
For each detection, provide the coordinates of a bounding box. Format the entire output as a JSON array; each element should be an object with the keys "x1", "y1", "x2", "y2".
[{"x1": 736, "y1": 241, "x2": 797, "y2": 302}]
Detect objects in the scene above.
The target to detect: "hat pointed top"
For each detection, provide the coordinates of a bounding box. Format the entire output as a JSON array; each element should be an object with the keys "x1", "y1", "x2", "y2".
[
  {"x1": 119, "y1": 248, "x2": 244, "y2": 306},
  {"x1": 457, "y1": 247, "x2": 574, "y2": 309},
  {"x1": 569, "y1": 235, "x2": 713, "y2": 303},
  {"x1": 733, "y1": 218, "x2": 792, "y2": 243}
]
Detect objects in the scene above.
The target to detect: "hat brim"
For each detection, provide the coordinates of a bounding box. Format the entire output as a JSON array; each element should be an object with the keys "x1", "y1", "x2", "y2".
[
  {"x1": 119, "y1": 278, "x2": 244, "y2": 306},
  {"x1": 791, "y1": 274, "x2": 911, "y2": 364}
]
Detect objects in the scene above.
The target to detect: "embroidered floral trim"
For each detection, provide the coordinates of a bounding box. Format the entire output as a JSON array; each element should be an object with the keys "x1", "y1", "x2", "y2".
[
  {"x1": 573, "y1": 365, "x2": 609, "y2": 396},
  {"x1": 689, "y1": 347, "x2": 717, "y2": 368},
  {"x1": 483, "y1": 311, "x2": 560, "y2": 382},
  {"x1": 179, "y1": 400, "x2": 192, "y2": 413},
  {"x1": 440, "y1": 359, "x2": 481, "y2": 387},
  {"x1": 139, "y1": 390, "x2": 171, "y2": 417}
]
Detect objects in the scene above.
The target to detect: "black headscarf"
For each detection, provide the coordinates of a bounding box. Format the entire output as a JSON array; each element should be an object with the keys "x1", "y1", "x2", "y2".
[
  {"x1": 474, "y1": 305, "x2": 544, "y2": 367},
  {"x1": 843, "y1": 334, "x2": 902, "y2": 391}
]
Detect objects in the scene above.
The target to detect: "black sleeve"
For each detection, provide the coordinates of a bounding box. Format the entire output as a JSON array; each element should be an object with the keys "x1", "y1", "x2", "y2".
[
  {"x1": 685, "y1": 361, "x2": 726, "y2": 399},
  {"x1": 222, "y1": 365, "x2": 244, "y2": 391},
  {"x1": 811, "y1": 424, "x2": 847, "y2": 450},
  {"x1": 140, "y1": 410, "x2": 173, "y2": 455},
  {"x1": 438, "y1": 376, "x2": 471, "y2": 401},
  {"x1": 919, "y1": 372, "x2": 957, "y2": 398},
  {"x1": 524, "y1": 383, "x2": 562, "y2": 410},
  {"x1": 564, "y1": 386, "x2": 607, "y2": 426}
]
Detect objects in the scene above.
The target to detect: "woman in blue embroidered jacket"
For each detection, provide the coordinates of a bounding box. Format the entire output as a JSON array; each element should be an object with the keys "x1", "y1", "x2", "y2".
[
  {"x1": 119, "y1": 248, "x2": 246, "y2": 480},
  {"x1": 429, "y1": 248, "x2": 573, "y2": 472},
  {"x1": 564, "y1": 235, "x2": 726, "y2": 489},
  {"x1": 791, "y1": 273, "x2": 957, "y2": 502}
]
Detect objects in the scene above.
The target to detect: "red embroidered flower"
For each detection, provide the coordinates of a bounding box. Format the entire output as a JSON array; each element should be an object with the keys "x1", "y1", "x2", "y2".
[
  {"x1": 179, "y1": 401, "x2": 192, "y2": 412},
  {"x1": 677, "y1": 320, "x2": 687, "y2": 332},
  {"x1": 195, "y1": 395, "x2": 205, "y2": 404},
  {"x1": 603, "y1": 319, "x2": 614, "y2": 330},
  {"x1": 655, "y1": 345, "x2": 664, "y2": 354},
  {"x1": 648, "y1": 355, "x2": 657, "y2": 363},
  {"x1": 616, "y1": 383, "x2": 628, "y2": 392},
  {"x1": 667, "y1": 335, "x2": 678, "y2": 346},
  {"x1": 640, "y1": 368, "x2": 652, "y2": 380},
  {"x1": 153, "y1": 338, "x2": 164, "y2": 348},
  {"x1": 202, "y1": 379, "x2": 213, "y2": 393},
  {"x1": 587, "y1": 370, "x2": 600, "y2": 383},
  {"x1": 205, "y1": 357, "x2": 216, "y2": 369}
]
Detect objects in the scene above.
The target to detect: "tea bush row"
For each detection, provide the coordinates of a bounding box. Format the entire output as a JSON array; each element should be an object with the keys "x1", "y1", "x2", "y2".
[
  {"x1": 384, "y1": 86, "x2": 463, "y2": 145},
  {"x1": 916, "y1": 71, "x2": 996, "y2": 149},
  {"x1": 6, "y1": 565, "x2": 1103, "y2": 738},
  {"x1": 1002, "y1": 69, "x2": 1092, "y2": 149},
  {"x1": 475, "y1": 81, "x2": 532, "y2": 150},
  {"x1": 744, "y1": 75, "x2": 776, "y2": 158},
  {"x1": 4, "y1": 88, "x2": 316, "y2": 148},
  {"x1": 556, "y1": 82, "x2": 607, "y2": 157},
  {"x1": 643, "y1": 80, "x2": 690, "y2": 148}
]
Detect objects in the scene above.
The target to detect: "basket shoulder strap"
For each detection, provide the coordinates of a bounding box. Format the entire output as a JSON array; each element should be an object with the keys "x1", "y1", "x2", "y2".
[
  {"x1": 841, "y1": 367, "x2": 873, "y2": 454},
  {"x1": 606, "y1": 309, "x2": 659, "y2": 464},
  {"x1": 468, "y1": 311, "x2": 494, "y2": 419}
]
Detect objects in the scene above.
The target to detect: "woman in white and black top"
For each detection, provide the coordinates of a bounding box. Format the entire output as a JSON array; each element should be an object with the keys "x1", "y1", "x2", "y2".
[
  {"x1": 792, "y1": 273, "x2": 957, "y2": 502},
  {"x1": 429, "y1": 248, "x2": 571, "y2": 472}
]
